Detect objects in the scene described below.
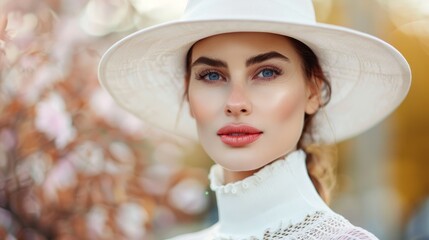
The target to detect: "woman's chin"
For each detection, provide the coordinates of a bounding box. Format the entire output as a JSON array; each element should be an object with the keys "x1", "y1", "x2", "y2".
[{"x1": 212, "y1": 155, "x2": 274, "y2": 172}]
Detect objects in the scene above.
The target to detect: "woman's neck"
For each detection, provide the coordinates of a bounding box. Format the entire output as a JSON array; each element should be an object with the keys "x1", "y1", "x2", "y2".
[
  {"x1": 222, "y1": 152, "x2": 291, "y2": 184},
  {"x1": 223, "y1": 168, "x2": 258, "y2": 183}
]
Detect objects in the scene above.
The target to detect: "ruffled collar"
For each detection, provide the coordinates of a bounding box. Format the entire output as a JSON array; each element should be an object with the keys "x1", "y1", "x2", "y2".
[{"x1": 208, "y1": 150, "x2": 333, "y2": 239}]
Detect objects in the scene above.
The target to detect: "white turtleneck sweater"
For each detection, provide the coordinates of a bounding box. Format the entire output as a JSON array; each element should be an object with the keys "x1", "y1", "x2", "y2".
[{"x1": 169, "y1": 150, "x2": 378, "y2": 240}]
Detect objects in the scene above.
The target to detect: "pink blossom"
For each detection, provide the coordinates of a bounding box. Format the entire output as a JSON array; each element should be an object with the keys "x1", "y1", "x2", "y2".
[
  {"x1": 90, "y1": 88, "x2": 146, "y2": 136},
  {"x1": 109, "y1": 141, "x2": 134, "y2": 163},
  {"x1": 0, "y1": 128, "x2": 16, "y2": 151},
  {"x1": 70, "y1": 141, "x2": 105, "y2": 175},
  {"x1": 140, "y1": 164, "x2": 178, "y2": 196},
  {"x1": 22, "y1": 64, "x2": 63, "y2": 104},
  {"x1": 35, "y1": 92, "x2": 76, "y2": 149},
  {"x1": 19, "y1": 53, "x2": 42, "y2": 70},
  {"x1": 5, "y1": 11, "x2": 38, "y2": 50},
  {"x1": 23, "y1": 190, "x2": 41, "y2": 218},
  {"x1": 168, "y1": 178, "x2": 209, "y2": 215},
  {"x1": 52, "y1": 18, "x2": 88, "y2": 70},
  {"x1": 86, "y1": 205, "x2": 109, "y2": 238},
  {"x1": 116, "y1": 202, "x2": 148, "y2": 239},
  {"x1": 0, "y1": 208, "x2": 13, "y2": 229},
  {"x1": 43, "y1": 158, "x2": 76, "y2": 202},
  {"x1": 23, "y1": 151, "x2": 52, "y2": 185}
]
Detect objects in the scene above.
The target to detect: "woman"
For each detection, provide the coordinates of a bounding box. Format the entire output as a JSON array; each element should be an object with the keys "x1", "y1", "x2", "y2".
[{"x1": 98, "y1": 0, "x2": 411, "y2": 239}]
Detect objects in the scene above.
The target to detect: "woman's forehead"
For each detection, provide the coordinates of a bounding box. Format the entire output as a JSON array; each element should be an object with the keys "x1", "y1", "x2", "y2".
[
  {"x1": 189, "y1": 32, "x2": 301, "y2": 66},
  {"x1": 191, "y1": 32, "x2": 298, "y2": 60}
]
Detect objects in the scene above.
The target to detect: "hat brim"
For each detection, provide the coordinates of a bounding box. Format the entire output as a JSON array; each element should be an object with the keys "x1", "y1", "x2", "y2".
[{"x1": 98, "y1": 19, "x2": 411, "y2": 143}]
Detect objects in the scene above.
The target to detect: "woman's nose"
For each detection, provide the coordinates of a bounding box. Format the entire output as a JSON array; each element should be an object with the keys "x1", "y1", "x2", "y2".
[{"x1": 224, "y1": 85, "x2": 252, "y2": 117}]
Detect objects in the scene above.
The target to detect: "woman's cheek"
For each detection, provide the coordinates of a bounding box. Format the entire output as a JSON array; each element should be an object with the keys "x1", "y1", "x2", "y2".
[
  {"x1": 279, "y1": 90, "x2": 306, "y2": 121},
  {"x1": 188, "y1": 84, "x2": 222, "y2": 123},
  {"x1": 257, "y1": 84, "x2": 307, "y2": 142},
  {"x1": 258, "y1": 83, "x2": 306, "y2": 115}
]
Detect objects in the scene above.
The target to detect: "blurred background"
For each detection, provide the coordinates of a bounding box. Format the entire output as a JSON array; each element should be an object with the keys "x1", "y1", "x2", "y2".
[{"x1": 0, "y1": 0, "x2": 428, "y2": 239}]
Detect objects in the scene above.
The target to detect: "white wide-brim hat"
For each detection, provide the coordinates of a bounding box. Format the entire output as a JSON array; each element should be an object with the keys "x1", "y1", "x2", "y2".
[{"x1": 98, "y1": 0, "x2": 411, "y2": 143}]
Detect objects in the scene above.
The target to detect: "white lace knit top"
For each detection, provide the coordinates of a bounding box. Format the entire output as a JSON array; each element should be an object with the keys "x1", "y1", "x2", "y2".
[{"x1": 168, "y1": 150, "x2": 379, "y2": 240}]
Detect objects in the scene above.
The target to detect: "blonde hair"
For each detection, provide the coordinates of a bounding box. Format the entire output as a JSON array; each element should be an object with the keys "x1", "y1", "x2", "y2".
[{"x1": 290, "y1": 37, "x2": 336, "y2": 203}]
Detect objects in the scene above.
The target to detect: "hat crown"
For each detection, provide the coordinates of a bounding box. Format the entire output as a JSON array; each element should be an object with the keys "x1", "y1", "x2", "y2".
[{"x1": 183, "y1": 0, "x2": 316, "y2": 23}]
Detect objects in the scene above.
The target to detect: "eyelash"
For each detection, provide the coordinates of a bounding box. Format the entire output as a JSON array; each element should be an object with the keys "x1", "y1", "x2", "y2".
[
  {"x1": 195, "y1": 65, "x2": 284, "y2": 83},
  {"x1": 254, "y1": 66, "x2": 283, "y2": 80},
  {"x1": 195, "y1": 70, "x2": 225, "y2": 83}
]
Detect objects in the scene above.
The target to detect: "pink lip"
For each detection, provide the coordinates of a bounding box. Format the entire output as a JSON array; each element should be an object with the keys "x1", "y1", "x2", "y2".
[{"x1": 217, "y1": 124, "x2": 263, "y2": 147}]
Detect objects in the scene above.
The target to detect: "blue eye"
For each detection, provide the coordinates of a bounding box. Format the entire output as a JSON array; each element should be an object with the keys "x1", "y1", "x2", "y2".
[
  {"x1": 206, "y1": 72, "x2": 221, "y2": 81},
  {"x1": 255, "y1": 67, "x2": 282, "y2": 80},
  {"x1": 259, "y1": 69, "x2": 274, "y2": 78},
  {"x1": 197, "y1": 70, "x2": 224, "y2": 82}
]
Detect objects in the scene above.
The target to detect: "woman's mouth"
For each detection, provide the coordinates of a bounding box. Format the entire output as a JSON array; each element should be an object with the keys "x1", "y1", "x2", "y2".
[{"x1": 217, "y1": 124, "x2": 263, "y2": 147}]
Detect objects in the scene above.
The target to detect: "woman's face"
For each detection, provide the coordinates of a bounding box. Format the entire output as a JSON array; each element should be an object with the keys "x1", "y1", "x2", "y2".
[{"x1": 188, "y1": 32, "x2": 319, "y2": 171}]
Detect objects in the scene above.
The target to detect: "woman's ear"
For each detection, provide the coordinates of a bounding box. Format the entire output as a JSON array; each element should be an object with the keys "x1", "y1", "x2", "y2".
[{"x1": 305, "y1": 77, "x2": 322, "y2": 115}]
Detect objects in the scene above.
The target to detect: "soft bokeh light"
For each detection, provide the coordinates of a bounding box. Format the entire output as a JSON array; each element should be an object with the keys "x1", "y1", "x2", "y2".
[
  {"x1": 168, "y1": 178, "x2": 209, "y2": 215},
  {"x1": 0, "y1": 0, "x2": 206, "y2": 239},
  {"x1": 313, "y1": 0, "x2": 333, "y2": 21},
  {"x1": 35, "y1": 92, "x2": 77, "y2": 149},
  {"x1": 0, "y1": 0, "x2": 428, "y2": 239},
  {"x1": 377, "y1": 0, "x2": 429, "y2": 37},
  {"x1": 80, "y1": 0, "x2": 135, "y2": 36}
]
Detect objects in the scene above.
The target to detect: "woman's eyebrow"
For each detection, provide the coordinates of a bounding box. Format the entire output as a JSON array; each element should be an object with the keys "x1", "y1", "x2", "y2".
[
  {"x1": 191, "y1": 51, "x2": 288, "y2": 68},
  {"x1": 246, "y1": 51, "x2": 290, "y2": 67},
  {"x1": 191, "y1": 57, "x2": 228, "y2": 68}
]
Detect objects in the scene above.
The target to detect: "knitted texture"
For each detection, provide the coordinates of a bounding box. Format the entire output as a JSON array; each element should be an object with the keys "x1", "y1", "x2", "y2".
[{"x1": 213, "y1": 211, "x2": 378, "y2": 240}]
